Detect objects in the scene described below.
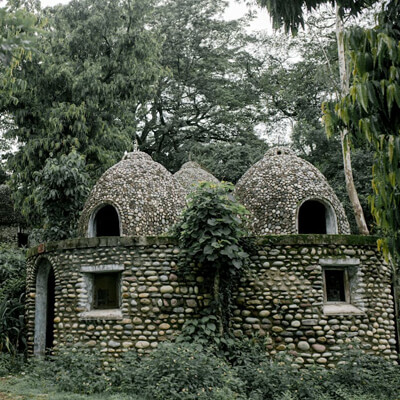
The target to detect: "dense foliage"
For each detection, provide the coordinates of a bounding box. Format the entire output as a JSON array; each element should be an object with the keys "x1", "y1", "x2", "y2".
[
  {"x1": 0, "y1": 245, "x2": 26, "y2": 356},
  {"x1": 173, "y1": 182, "x2": 249, "y2": 334},
  {"x1": 31, "y1": 150, "x2": 90, "y2": 242},
  {"x1": 325, "y1": 0, "x2": 400, "y2": 264},
  {"x1": 2, "y1": 342, "x2": 400, "y2": 400},
  {"x1": 257, "y1": 0, "x2": 379, "y2": 33},
  {"x1": 139, "y1": 0, "x2": 266, "y2": 172},
  {"x1": 3, "y1": 0, "x2": 162, "y2": 231}
]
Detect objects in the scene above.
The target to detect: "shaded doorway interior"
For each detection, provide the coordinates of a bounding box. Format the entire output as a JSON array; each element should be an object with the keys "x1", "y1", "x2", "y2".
[
  {"x1": 297, "y1": 199, "x2": 338, "y2": 234},
  {"x1": 298, "y1": 200, "x2": 327, "y2": 234},
  {"x1": 92, "y1": 204, "x2": 120, "y2": 237}
]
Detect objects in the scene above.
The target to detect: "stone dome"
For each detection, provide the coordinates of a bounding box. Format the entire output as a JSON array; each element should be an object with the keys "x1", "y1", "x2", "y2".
[
  {"x1": 234, "y1": 147, "x2": 350, "y2": 235},
  {"x1": 78, "y1": 151, "x2": 186, "y2": 237},
  {"x1": 174, "y1": 161, "x2": 219, "y2": 194}
]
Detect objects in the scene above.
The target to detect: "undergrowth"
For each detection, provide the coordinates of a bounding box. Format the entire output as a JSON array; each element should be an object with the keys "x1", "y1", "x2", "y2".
[{"x1": 2, "y1": 341, "x2": 399, "y2": 400}]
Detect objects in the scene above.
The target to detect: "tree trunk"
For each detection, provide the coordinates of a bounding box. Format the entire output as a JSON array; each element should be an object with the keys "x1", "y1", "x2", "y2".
[
  {"x1": 213, "y1": 268, "x2": 224, "y2": 336},
  {"x1": 335, "y1": 4, "x2": 369, "y2": 235}
]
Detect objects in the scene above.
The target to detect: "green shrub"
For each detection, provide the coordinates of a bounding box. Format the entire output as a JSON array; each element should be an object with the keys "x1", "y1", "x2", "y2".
[
  {"x1": 0, "y1": 352, "x2": 25, "y2": 376},
  {"x1": 325, "y1": 350, "x2": 400, "y2": 400},
  {"x1": 115, "y1": 342, "x2": 245, "y2": 399},
  {"x1": 0, "y1": 245, "x2": 26, "y2": 355},
  {"x1": 30, "y1": 347, "x2": 111, "y2": 395},
  {"x1": 17, "y1": 343, "x2": 400, "y2": 400}
]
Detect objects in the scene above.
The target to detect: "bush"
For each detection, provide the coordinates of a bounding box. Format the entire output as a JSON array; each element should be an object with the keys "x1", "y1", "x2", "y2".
[
  {"x1": 0, "y1": 352, "x2": 25, "y2": 376},
  {"x1": 30, "y1": 347, "x2": 111, "y2": 395},
  {"x1": 20, "y1": 343, "x2": 400, "y2": 400},
  {"x1": 114, "y1": 342, "x2": 245, "y2": 400},
  {"x1": 0, "y1": 245, "x2": 26, "y2": 354}
]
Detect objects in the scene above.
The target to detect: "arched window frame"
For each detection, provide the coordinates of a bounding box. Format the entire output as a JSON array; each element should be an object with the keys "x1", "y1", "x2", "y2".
[
  {"x1": 88, "y1": 202, "x2": 122, "y2": 238},
  {"x1": 296, "y1": 197, "x2": 338, "y2": 234}
]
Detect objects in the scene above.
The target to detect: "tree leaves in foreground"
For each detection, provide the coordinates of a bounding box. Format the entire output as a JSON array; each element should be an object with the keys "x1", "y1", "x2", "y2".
[
  {"x1": 324, "y1": 0, "x2": 400, "y2": 264},
  {"x1": 257, "y1": 0, "x2": 379, "y2": 34}
]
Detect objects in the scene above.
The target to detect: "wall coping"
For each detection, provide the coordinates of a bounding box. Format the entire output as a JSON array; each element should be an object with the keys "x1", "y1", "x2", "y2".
[{"x1": 26, "y1": 234, "x2": 380, "y2": 258}]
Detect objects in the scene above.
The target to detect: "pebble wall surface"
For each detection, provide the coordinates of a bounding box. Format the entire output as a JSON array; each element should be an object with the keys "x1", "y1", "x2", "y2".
[
  {"x1": 26, "y1": 235, "x2": 397, "y2": 367},
  {"x1": 174, "y1": 162, "x2": 219, "y2": 194},
  {"x1": 78, "y1": 152, "x2": 186, "y2": 237},
  {"x1": 234, "y1": 147, "x2": 351, "y2": 235}
]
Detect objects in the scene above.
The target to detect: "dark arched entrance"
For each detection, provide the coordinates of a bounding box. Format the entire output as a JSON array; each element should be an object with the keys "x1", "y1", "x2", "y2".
[
  {"x1": 298, "y1": 200, "x2": 327, "y2": 234},
  {"x1": 297, "y1": 199, "x2": 338, "y2": 234},
  {"x1": 92, "y1": 204, "x2": 120, "y2": 237},
  {"x1": 34, "y1": 259, "x2": 56, "y2": 356}
]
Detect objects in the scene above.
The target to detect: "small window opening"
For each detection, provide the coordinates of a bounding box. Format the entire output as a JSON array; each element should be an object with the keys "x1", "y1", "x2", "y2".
[
  {"x1": 94, "y1": 205, "x2": 120, "y2": 237},
  {"x1": 298, "y1": 200, "x2": 327, "y2": 234},
  {"x1": 93, "y1": 272, "x2": 120, "y2": 309},
  {"x1": 324, "y1": 269, "x2": 348, "y2": 303},
  {"x1": 277, "y1": 150, "x2": 282, "y2": 155}
]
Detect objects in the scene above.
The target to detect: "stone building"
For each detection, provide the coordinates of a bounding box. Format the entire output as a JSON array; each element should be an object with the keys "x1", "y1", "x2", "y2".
[
  {"x1": 174, "y1": 161, "x2": 219, "y2": 194},
  {"x1": 0, "y1": 184, "x2": 28, "y2": 246},
  {"x1": 25, "y1": 148, "x2": 398, "y2": 366},
  {"x1": 234, "y1": 147, "x2": 350, "y2": 235}
]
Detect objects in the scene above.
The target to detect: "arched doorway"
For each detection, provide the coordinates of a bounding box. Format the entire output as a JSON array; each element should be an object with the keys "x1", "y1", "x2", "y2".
[
  {"x1": 34, "y1": 259, "x2": 56, "y2": 356},
  {"x1": 89, "y1": 204, "x2": 120, "y2": 237},
  {"x1": 297, "y1": 199, "x2": 337, "y2": 234}
]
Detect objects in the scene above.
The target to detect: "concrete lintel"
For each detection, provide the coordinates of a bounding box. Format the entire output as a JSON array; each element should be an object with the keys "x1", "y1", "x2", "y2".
[
  {"x1": 319, "y1": 258, "x2": 360, "y2": 267},
  {"x1": 323, "y1": 304, "x2": 365, "y2": 316},
  {"x1": 79, "y1": 309, "x2": 123, "y2": 320},
  {"x1": 80, "y1": 264, "x2": 124, "y2": 273}
]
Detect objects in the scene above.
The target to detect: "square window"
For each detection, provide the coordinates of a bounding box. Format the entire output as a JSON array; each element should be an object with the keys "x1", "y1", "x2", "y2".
[
  {"x1": 93, "y1": 273, "x2": 120, "y2": 309},
  {"x1": 324, "y1": 268, "x2": 349, "y2": 303}
]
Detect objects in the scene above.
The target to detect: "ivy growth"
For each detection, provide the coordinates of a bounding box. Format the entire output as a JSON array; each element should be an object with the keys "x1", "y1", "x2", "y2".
[{"x1": 173, "y1": 181, "x2": 249, "y2": 335}]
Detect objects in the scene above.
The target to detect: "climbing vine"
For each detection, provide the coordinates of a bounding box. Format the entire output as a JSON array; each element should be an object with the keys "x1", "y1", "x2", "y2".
[{"x1": 173, "y1": 182, "x2": 249, "y2": 335}]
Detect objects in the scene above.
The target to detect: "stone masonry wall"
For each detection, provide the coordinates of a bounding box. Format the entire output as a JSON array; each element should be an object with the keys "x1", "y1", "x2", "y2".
[{"x1": 25, "y1": 235, "x2": 398, "y2": 366}]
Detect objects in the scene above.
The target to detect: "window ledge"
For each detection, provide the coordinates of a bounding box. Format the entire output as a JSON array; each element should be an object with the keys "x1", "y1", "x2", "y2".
[
  {"x1": 323, "y1": 304, "x2": 365, "y2": 315},
  {"x1": 79, "y1": 309, "x2": 123, "y2": 320}
]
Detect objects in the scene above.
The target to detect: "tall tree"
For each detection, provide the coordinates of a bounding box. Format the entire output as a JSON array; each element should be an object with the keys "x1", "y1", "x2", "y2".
[
  {"x1": 3, "y1": 0, "x2": 162, "y2": 227},
  {"x1": 257, "y1": 0, "x2": 376, "y2": 234},
  {"x1": 139, "y1": 0, "x2": 266, "y2": 172},
  {"x1": 324, "y1": 1, "x2": 400, "y2": 264}
]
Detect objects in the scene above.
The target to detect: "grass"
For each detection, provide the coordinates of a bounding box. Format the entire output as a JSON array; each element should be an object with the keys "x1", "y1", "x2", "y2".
[{"x1": 0, "y1": 375, "x2": 143, "y2": 400}]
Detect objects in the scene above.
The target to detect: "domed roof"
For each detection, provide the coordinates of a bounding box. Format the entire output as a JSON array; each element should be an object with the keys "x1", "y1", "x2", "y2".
[
  {"x1": 234, "y1": 147, "x2": 350, "y2": 235},
  {"x1": 174, "y1": 161, "x2": 219, "y2": 194},
  {"x1": 78, "y1": 151, "x2": 186, "y2": 237}
]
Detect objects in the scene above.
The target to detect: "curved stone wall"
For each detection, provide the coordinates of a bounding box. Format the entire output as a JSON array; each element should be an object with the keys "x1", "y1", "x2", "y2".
[
  {"x1": 234, "y1": 147, "x2": 350, "y2": 235},
  {"x1": 25, "y1": 235, "x2": 397, "y2": 367}
]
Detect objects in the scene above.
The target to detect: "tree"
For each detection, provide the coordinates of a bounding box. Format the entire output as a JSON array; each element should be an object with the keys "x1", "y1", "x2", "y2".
[
  {"x1": 257, "y1": 0, "x2": 375, "y2": 234},
  {"x1": 190, "y1": 134, "x2": 268, "y2": 184},
  {"x1": 258, "y1": 0, "x2": 377, "y2": 34},
  {"x1": 3, "y1": 0, "x2": 162, "y2": 228},
  {"x1": 32, "y1": 150, "x2": 90, "y2": 242},
  {"x1": 138, "y1": 0, "x2": 266, "y2": 172},
  {"x1": 173, "y1": 182, "x2": 249, "y2": 335},
  {"x1": 0, "y1": 3, "x2": 38, "y2": 103},
  {"x1": 324, "y1": 1, "x2": 400, "y2": 264}
]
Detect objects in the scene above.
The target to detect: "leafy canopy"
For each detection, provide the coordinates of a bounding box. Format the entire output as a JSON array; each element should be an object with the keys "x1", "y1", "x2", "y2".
[
  {"x1": 3, "y1": 0, "x2": 162, "y2": 230},
  {"x1": 323, "y1": 1, "x2": 400, "y2": 263},
  {"x1": 257, "y1": 0, "x2": 379, "y2": 34},
  {"x1": 32, "y1": 150, "x2": 90, "y2": 241}
]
